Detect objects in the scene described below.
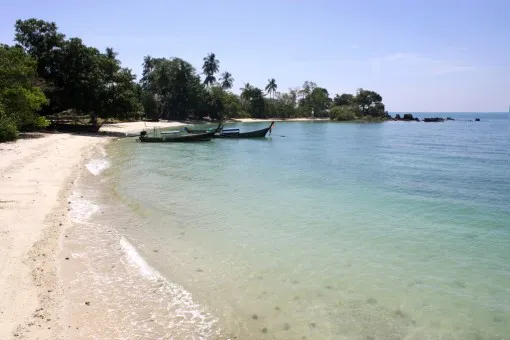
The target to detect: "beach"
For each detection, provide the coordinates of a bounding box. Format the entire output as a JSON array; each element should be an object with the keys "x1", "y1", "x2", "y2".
[
  {"x1": 1, "y1": 116, "x2": 508, "y2": 340},
  {"x1": 0, "y1": 121, "x2": 183, "y2": 339}
]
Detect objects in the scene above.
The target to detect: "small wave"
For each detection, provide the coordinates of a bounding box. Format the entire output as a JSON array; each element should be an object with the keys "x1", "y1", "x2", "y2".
[
  {"x1": 86, "y1": 158, "x2": 110, "y2": 176},
  {"x1": 69, "y1": 190, "x2": 100, "y2": 222},
  {"x1": 119, "y1": 237, "x2": 218, "y2": 338}
]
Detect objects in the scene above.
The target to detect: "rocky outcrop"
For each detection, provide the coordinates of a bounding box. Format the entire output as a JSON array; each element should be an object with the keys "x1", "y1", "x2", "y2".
[{"x1": 423, "y1": 117, "x2": 445, "y2": 122}]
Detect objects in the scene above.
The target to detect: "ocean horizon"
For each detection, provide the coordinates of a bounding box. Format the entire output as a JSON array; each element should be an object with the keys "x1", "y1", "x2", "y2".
[{"x1": 66, "y1": 112, "x2": 509, "y2": 339}]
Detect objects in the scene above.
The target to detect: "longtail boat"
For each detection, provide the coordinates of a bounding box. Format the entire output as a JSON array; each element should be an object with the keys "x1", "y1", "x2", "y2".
[
  {"x1": 138, "y1": 129, "x2": 215, "y2": 143},
  {"x1": 184, "y1": 122, "x2": 223, "y2": 134},
  {"x1": 217, "y1": 121, "x2": 274, "y2": 138}
]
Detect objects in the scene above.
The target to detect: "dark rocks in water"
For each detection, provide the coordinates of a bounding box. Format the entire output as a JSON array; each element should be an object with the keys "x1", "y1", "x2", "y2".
[
  {"x1": 393, "y1": 113, "x2": 419, "y2": 121},
  {"x1": 402, "y1": 113, "x2": 414, "y2": 121},
  {"x1": 283, "y1": 322, "x2": 291, "y2": 331},
  {"x1": 475, "y1": 118, "x2": 480, "y2": 121},
  {"x1": 261, "y1": 327, "x2": 268, "y2": 334},
  {"x1": 446, "y1": 117, "x2": 455, "y2": 121},
  {"x1": 309, "y1": 322, "x2": 316, "y2": 328},
  {"x1": 252, "y1": 314, "x2": 258, "y2": 320},
  {"x1": 274, "y1": 306, "x2": 281, "y2": 311},
  {"x1": 423, "y1": 117, "x2": 445, "y2": 122}
]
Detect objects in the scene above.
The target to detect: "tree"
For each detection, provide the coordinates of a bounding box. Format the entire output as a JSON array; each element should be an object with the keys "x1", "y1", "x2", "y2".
[
  {"x1": 14, "y1": 18, "x2": 65, "y2": 79},
  {"x1": 355, "y1": 88, "x2": 384, "y2": 116},
  {"x1": 0, "y1": 44, "x2": 48, "y2": 141},
  {"x1": 202, "y1": 53, "x2": 220, "y2": 87},
  {"x1": 240, "y1": 86, "x2": 265, "y2": 118},
  {"x1": 219, "y1": 71, "x2": 234, "y2": 90},
  {"x1": 265, "y1": 78, "x2": 277, "y2": 99},
  {"x1": 333, "y1": 93, "x2": 354, "y2": 106}
]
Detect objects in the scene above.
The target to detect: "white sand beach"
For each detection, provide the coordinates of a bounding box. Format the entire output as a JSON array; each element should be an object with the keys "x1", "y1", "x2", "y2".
[{"x1": 0, "y1": 121, "x2": 184, "y2": 339}]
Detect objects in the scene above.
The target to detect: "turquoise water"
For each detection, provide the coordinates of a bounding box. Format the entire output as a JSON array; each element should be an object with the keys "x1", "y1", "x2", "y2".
[{"x1": 78, "y1": 113, "x2": 509, "y2": 339}]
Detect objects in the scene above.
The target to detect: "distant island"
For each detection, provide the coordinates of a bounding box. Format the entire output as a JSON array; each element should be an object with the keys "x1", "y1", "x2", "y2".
[{"x1": 1, "y1": 18, "x2": 390, "y2": 142}]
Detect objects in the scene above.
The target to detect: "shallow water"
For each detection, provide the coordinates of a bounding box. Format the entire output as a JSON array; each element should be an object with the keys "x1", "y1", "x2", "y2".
[{"x1": 71, "y1": 114, "x2": 509, "y2": 339}]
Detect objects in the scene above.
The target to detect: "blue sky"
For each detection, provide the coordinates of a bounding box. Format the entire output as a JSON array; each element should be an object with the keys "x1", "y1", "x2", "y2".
[{"x1": 1, "y1": 0, "x2": 509, "y2": 112}]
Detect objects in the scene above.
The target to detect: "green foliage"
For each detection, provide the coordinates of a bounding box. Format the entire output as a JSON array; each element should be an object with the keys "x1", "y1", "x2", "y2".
[
  {"x1": 219, "y1": 71, "x2": 234, "y2": 90},
  {"x1": 0, "y1": 44, "x2": 48, "y2": 140},
  {"x1": 202, "y1": 53, "x2": 219, "y2": 86},
  {"x1": 240, "y1": 84, "x2": 266, "y2": 118},
  {"x1": 0, "y1": 117, "x2": 18, "y2": 142},
  {"x1": 265, "y1": 78, "x2": 277, "y2": 98},
  {"x1": 298, "y1": 82, "x2": 332, "y2": 117},
  {"x1": 355, "y1": 88, "x2": 385, "y2": 116},
  {"x1": 333, "y1": 93, "x2": 354, "y2": 106},
  {"x1": 329, "y1": 105, "x2": 358, "y2": 121},
  {"x1": 4, "y1": 17, "x2": 389, "y2": 125}
]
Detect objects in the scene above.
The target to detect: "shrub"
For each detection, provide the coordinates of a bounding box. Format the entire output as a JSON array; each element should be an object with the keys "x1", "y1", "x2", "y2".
[
  {"x1": 0, "y1": 118, "x2": 19, "y2": 142},
  {"x1": 329, "y1": 105, "x2": 358, "y2": 121}
]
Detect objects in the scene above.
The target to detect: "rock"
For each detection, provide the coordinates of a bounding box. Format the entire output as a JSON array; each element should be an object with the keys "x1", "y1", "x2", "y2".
[
  {"x1": 446, "y1": 117, "x2": 455, "y2": 121},
  {"x1": 423, "y1": 117, "x2": 445, "y2": 122},
  {"x1": 395, "y1": 114, "x2": 402, "y2": 120},
  {"x1": 402, "y1": 113, "x2": 414, "y2": 121},
  {"x1": 475, "y1": 118, "x2": 480, "y2": 121}
]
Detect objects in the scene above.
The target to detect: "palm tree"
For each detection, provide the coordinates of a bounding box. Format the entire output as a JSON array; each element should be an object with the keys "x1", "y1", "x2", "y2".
[
  {"x1": 240, "y1": 82, "x2": 253, "y2": 100},
  {"x1": 265, "y1": 78, "x2": 277, "y2": 99},
  {"x1": 219, "y1": 71, "x2": 234, "y2": 90},
  {"x1": 202, "y1": 53, "x2": 220, "y2": 86}
]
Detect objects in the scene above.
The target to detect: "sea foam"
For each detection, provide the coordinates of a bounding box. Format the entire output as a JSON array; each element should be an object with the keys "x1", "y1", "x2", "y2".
[
  {"x1": 119, "y1": 237, "x2": 218, "y2": 338},
  {"x1": 69, "y1": 190, "x2": 100, "y2": 222}
]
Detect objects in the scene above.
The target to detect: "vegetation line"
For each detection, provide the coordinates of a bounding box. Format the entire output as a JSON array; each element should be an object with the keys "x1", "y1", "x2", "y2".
[{"x1": 1, "y1": 18, "x2": 387, "y2": 142}]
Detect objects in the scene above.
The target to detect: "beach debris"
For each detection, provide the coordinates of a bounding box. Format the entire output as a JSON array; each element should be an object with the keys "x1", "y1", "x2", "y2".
[
  {"x1": 261, "y1": 328, "x2": 268, "y2": 334},
  {"x1": 85, "y1": 301, "x2": 90, "y2": 306},
  {"x1": 274, "y1": 306, "x2": 280, "y2": 311},
  {"x1": 196, "y1": 268, "x2": 203, "y2": 272},
  {"x1": 252, "y1": 314, "x2": 258, "y2": 320},
  {"x1": 64, "y1": 257, "x2": 69, "y2": 260}
]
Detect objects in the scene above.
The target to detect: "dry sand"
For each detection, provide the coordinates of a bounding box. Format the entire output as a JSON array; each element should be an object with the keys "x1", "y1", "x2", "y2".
[
  {"x1": 100, "y1": 120, "x2": 186, "y2": 135},
  {"x1": 0, "y1": 121, "x2": 178, "y2": 339},
  {"x1": 0, "y1": 133, "x2": 111, "y2": 339}
]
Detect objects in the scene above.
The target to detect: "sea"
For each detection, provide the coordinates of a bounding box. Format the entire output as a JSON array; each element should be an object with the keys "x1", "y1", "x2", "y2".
[{"x1": 65, "y1": 112, "x2": 509, "y2": 340}]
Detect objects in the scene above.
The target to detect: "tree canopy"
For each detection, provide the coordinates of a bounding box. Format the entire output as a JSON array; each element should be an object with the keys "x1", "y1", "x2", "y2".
[{"x1": 1, "y1": 17, "x2": 389, "y2": 141}]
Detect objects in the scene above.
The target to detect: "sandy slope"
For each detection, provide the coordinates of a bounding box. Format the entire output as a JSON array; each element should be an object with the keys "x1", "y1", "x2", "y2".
[
  {"x1": 0, "y1": 133, "x2": 110, "y2": 339},
  {"x1": 100, "y1": 121, "x2": 186, "y2": 135}
]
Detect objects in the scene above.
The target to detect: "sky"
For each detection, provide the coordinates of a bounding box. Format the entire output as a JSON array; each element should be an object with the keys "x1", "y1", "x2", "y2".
[{"x1": 1, "y1": 0, "x2": 509, "y2": 112}]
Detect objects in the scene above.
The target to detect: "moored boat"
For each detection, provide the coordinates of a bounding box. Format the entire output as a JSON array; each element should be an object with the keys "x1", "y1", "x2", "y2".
[
  {"x1": 217, "y1": 121, "x2": 274, "y2": 138},
  {"x1": 138, "y1": 129, "x2": 215, "y2": 143}
]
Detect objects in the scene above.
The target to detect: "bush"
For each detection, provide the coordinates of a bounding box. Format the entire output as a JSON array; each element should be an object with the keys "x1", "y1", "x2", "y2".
[
  {"x1": 19, "y1": 116, "x2": 50, "y2": 131},
  {"x1": 0, "y1": 119, "x2": 19, "y2": 142},
  {"x1": 329, "y1": 105, "x2": 358, "y2": 121}
]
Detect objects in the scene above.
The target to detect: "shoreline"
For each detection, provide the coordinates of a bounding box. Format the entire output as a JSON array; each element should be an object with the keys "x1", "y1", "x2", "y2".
[
  {"x1": 0, "y1": 133, "x2": 112, "y2": 339},
  {"x1": 0, "y1": 121, "x2": 161, "y2": 339}
]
